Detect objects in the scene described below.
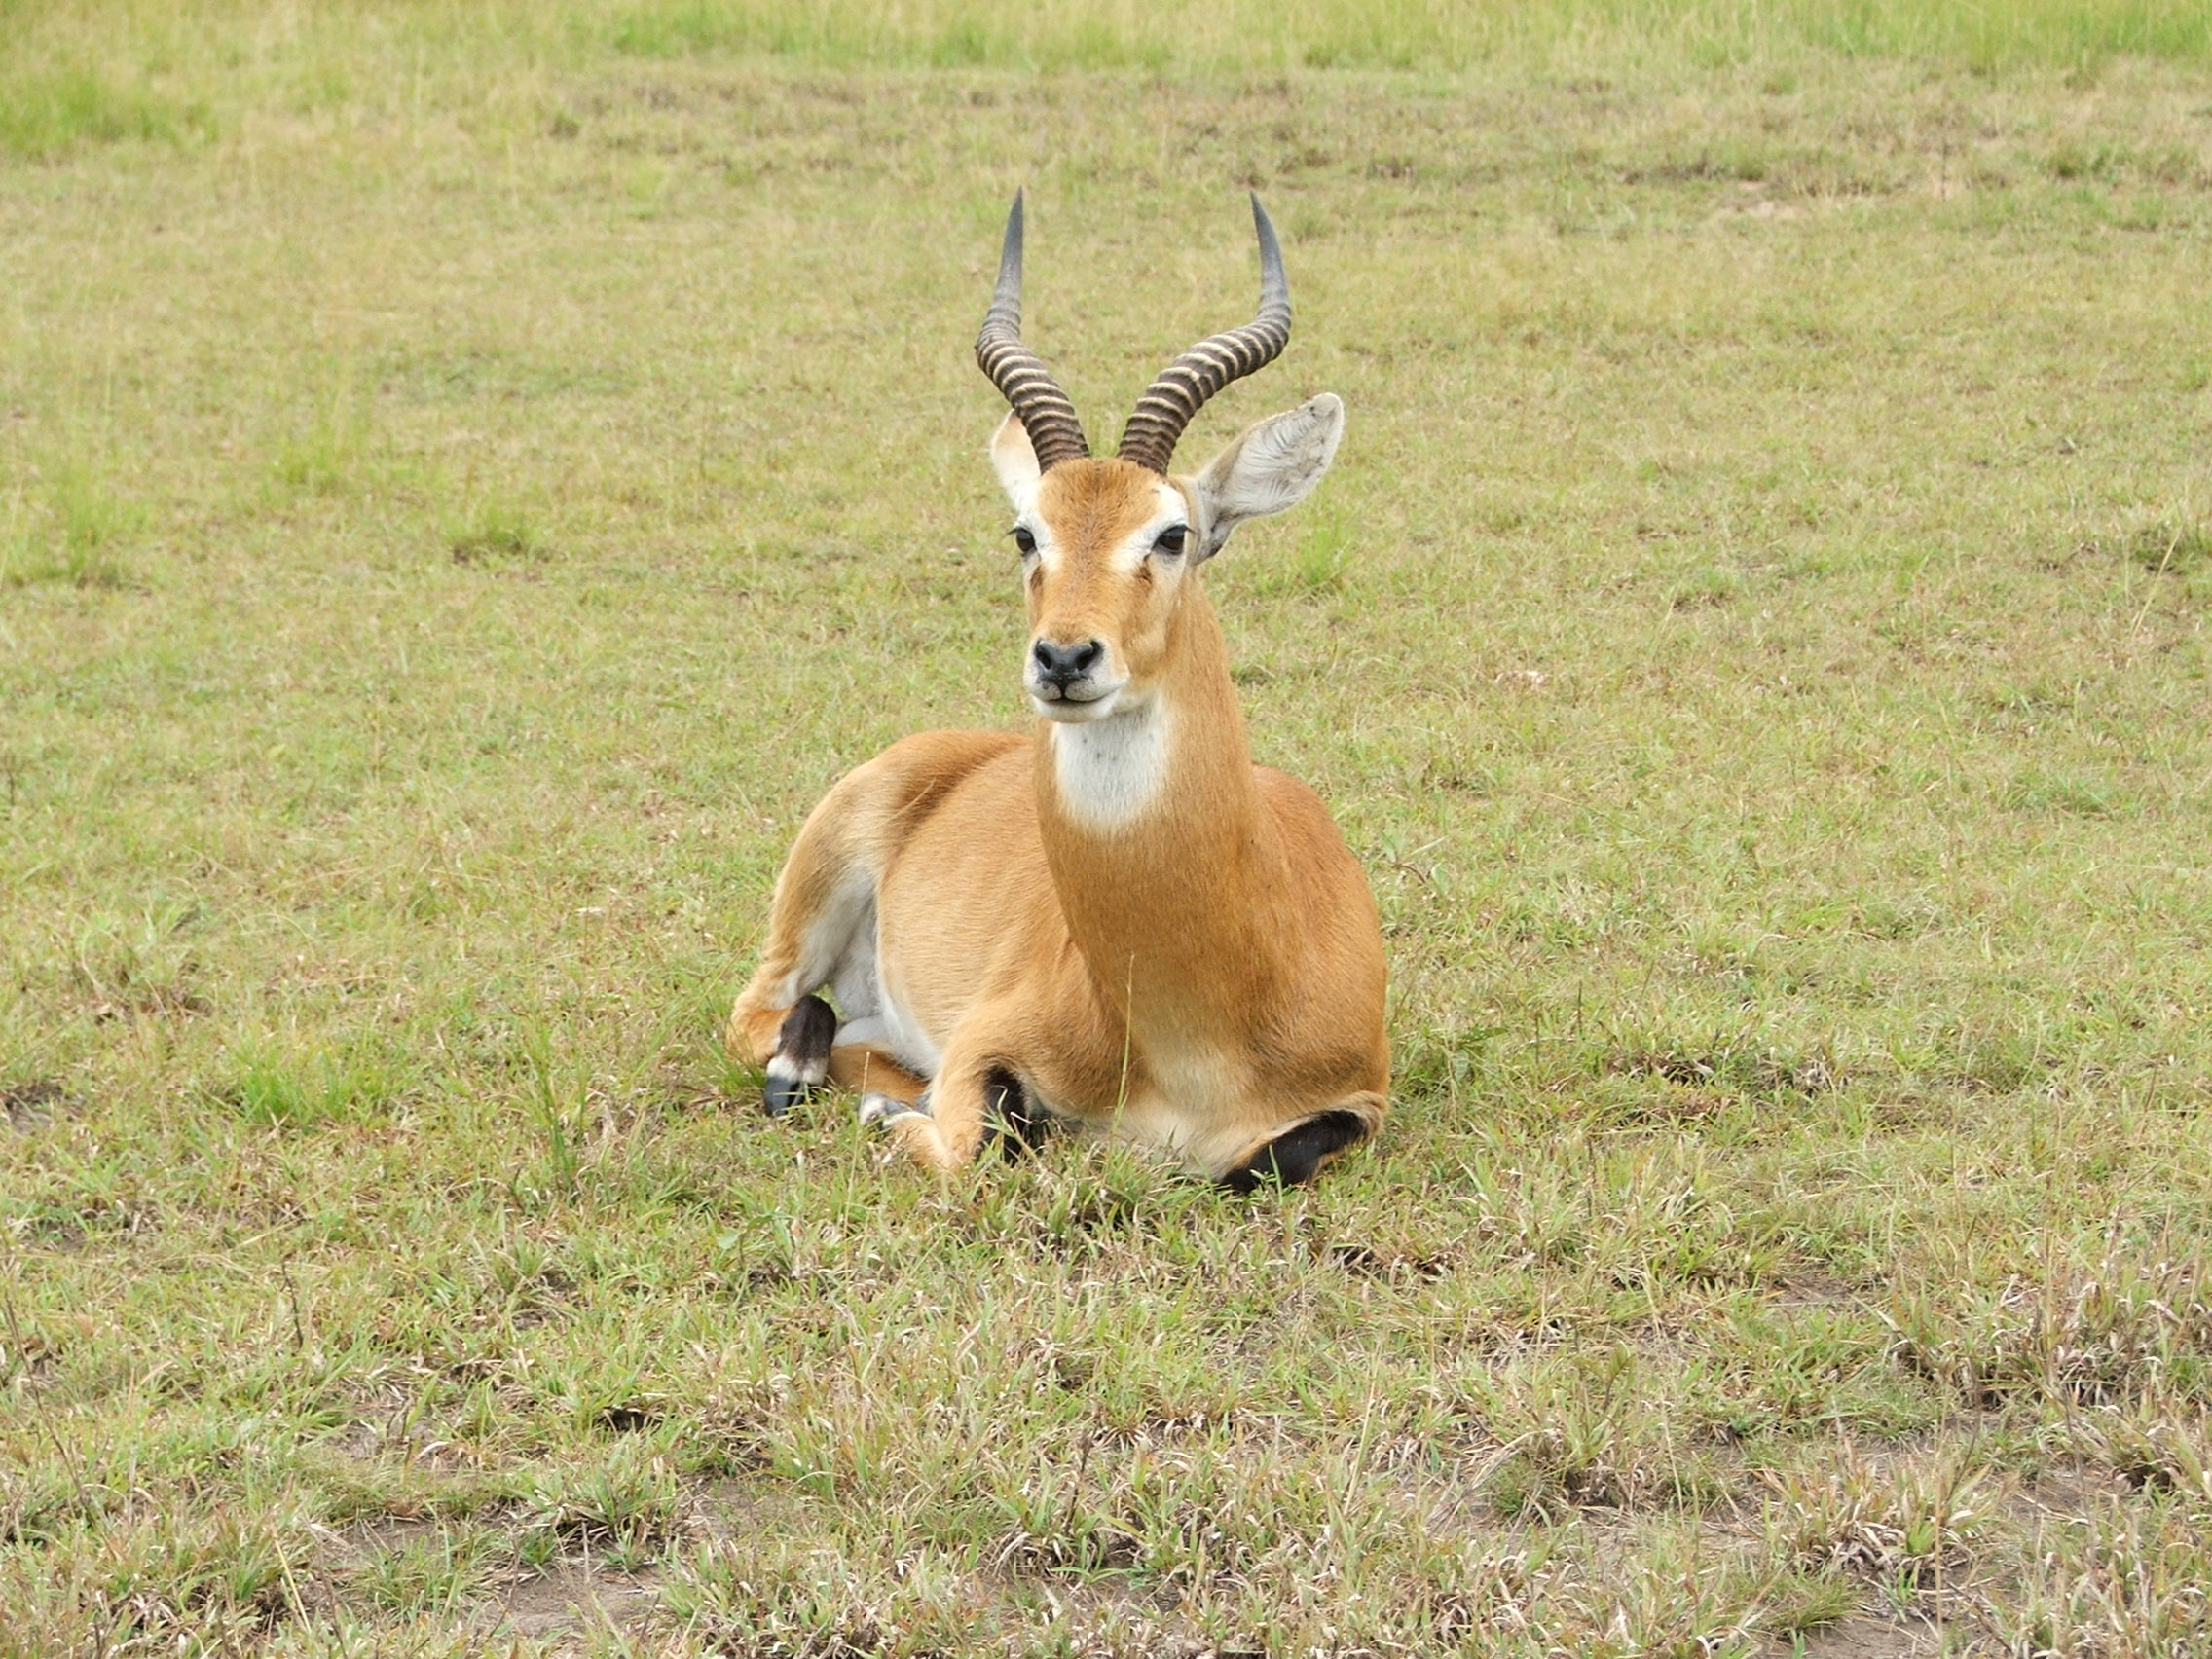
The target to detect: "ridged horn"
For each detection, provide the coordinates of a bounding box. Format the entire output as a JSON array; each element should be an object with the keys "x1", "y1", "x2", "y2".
[
  {"x1": 1117, "y1": 194, "x2": 1292, "y2": 476},
  {"x1": 975, "y1": 191, "x2": 1089, "y2": 472}
]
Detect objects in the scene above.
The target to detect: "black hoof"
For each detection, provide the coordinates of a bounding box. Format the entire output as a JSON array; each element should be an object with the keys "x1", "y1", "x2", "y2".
[
  {"x1": 980, "y1": 1067, "x2": 1051, "y2": 1160},
  {"x1": 1218, "y1": 1110, "x2": 1369, "y2": 1194},
  {"x1": 762, "y1": 995, "x2": 836, "y2": 1118}
]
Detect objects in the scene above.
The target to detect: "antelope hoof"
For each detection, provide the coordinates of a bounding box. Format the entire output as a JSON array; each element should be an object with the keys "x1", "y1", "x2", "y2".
[
  {"x1": 1219, "y1": 1109, "x2": 1370, "y2": 1194},
  {"x1": 981, "y1": 1066, "x2": 1049, "y2": 1159},
  {"x1": 763, "y1": 995, "x2": 836, "y2": 1118},
  {"x1": 859, "y1": 1090, "x2": 930, "y2": 1129},
  {"x1": 763, "y1": 1067, "x2": 813, "y2": 1118}
]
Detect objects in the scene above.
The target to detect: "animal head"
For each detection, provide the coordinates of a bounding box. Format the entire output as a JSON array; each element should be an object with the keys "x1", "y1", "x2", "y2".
[{"x1": 977, "y1": 193, "x2": 1345, "y2": 723}]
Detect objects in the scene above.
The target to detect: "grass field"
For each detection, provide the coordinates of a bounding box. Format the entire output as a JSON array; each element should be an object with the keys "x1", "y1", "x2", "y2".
[{"x1": 5, "y1": 1, "x2": 2212, "y2": 1653}]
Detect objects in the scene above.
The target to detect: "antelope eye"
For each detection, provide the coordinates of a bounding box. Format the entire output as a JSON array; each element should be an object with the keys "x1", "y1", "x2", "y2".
[
  {"x1": 1153, "y1": 525, "x2": 1188, "y2": 557},
  {"x1": 1011, "y1": 526, "x2": 1037, "y2": 556}
]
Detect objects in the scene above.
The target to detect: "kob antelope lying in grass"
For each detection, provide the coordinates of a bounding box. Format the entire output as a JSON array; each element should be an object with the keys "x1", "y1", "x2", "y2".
[{"x1": 728, "y1": 194, "x2": 1387, "y2": 1188}]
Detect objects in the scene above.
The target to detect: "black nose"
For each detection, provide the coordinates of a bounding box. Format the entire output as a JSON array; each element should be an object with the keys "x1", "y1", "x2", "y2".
[{"x1": 1032, "y1": 637, "x2": 1103, "y2": 689}]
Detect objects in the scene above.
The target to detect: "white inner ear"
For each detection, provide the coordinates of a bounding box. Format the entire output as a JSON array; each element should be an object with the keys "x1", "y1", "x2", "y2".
[
  {"x1": 990, "y1": 411, "x2": 1043, "y2": 510},
  {"x1": 1192, "y1": 392, "x2": 1345, "y2": 559}
]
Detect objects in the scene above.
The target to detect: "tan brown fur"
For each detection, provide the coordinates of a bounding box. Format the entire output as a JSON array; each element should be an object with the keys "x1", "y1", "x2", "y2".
[{"x1": 729, "y1": 409, "x2": 1386, "y2": 1182}]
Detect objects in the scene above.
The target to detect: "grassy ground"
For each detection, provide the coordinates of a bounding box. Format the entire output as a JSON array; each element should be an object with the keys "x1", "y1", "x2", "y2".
[{"x1": 5, "y1": 2, "x2": 2212, "y2": 1654}]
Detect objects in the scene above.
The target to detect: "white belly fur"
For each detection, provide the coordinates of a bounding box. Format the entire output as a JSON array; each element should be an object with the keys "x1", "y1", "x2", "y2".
[{"x1": 849, "y1": 937, "x2": 942, "y2": 1081}]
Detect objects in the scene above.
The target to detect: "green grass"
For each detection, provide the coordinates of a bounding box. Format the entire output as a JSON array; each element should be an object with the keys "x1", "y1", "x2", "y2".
[
  {"x1": 1, "y1": 462, "x2": 143, "y2": 589},
  {"x1": 5, "y1": 1, "x2": 2212, "y2": 1653},
  {"x1": 0, "y1": 64, "x2": 211, "y2": 162},
  {"x1": 5, "y1": 0, "x2": 2212, "y2": 166}
]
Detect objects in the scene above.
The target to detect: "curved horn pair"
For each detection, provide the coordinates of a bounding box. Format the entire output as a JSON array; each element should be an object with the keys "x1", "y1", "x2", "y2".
[
  {"x1": 975, "y1": 191, "x2": 1091, "y2": 472},
  {"x1": 974, "y1": 192, "x2": 1292, "y2": 476}
]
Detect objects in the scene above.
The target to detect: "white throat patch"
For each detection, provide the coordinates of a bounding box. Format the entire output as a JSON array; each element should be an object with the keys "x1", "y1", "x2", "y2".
[{"x1": 1051, "y1": 699, "x2": 1172, "y2": 830}]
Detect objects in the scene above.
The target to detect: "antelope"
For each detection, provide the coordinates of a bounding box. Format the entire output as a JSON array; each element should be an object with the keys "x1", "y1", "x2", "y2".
[{"x1": 725, "y1": 193, "x2": 1387, "y2": 1188}]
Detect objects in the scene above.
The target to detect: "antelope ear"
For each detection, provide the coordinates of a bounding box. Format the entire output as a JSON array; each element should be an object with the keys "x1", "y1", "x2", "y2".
[
  {"x1": 1190, "y1": 393, "x2": 1344, "y2": 560},
  {"x1": 989, "y1": 411, "x2": 1043, "y2": 507}
]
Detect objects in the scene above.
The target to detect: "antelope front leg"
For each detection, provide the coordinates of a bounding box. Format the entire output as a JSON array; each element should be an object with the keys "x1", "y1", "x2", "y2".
[{"x1": 857, "y1": 1016, "x2": 1018, "y2": 1175}]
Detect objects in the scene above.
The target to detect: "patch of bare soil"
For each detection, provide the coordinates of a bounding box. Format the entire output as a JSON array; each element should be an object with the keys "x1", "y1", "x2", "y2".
[
  {"x1": 1, "y1": 1079, "x2": 65, "y2": 1129},
  {"x1": 1769, "y1": 1271, "x2": 1868, "y2": 1309},
  {"x1": 1792, "y1": 1616, "x2": 1940, "y2": 1657},
  {"x1": 496, "y1": 1562, "x2": 661, "y2": 1640},
  {"x1": 2010, "y1": 1458, "x2": 2128, "y2": 1522}
]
